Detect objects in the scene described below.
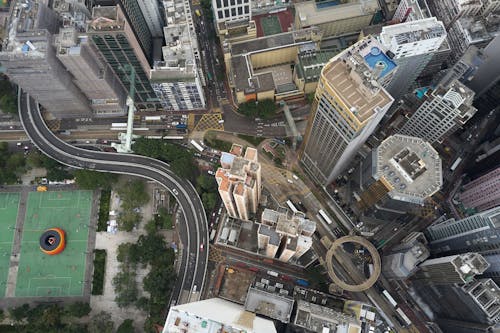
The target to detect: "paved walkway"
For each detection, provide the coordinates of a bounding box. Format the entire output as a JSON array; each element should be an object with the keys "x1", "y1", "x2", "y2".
[
  {"x1": 89, "y1": 182, "x2": 175, "y2": 330},
  {"x1": 4, "y1": 187, "x2": 29, "y2": 297}
]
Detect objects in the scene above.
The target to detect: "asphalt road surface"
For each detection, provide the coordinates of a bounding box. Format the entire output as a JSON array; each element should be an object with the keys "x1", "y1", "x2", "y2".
[{"x1": 18, "y1": 91, "x2": 208, "y2": 307}]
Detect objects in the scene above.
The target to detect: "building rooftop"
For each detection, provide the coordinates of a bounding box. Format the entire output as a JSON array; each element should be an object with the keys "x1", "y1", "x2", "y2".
[
  {"x1": 230, "y1": 28, "x2": 321, "y2": 55},
  {"x1": 295, "y1": 0, "x2": 379, "y2": 27},
  {"x1": 379, "y1": 18, "x2": 446, "y2": 51},
  {"x1": 258, "y1": 225, "x2": 281, "y2": 246},
  {"x1": 375, "y1": 134, "x2": 442, "y2": 204},
  {"x1": 295, "y1": 49, "x2": 339, "y2": 83},
  {"x1": 262, "y1": 208, "x2": 280, "y2": 225},
  {"x1": 163, "y1": 298, "x2": 277, "y2": 333},
  {"x1": 432, "y1": 79, "x2": 476, "y2": 119},
  {"x1": 421, "y1": 253, "x2": 490, "y2": 283},
  {"x1": 244, "y1": 286, "x2": 294, "y2": 323},
  {"x1": 321, "y1": 37, "x2": 395, "y2": 124},
  {"x1": 294, "y1": 300, "x2": 361, "y2": 333}
]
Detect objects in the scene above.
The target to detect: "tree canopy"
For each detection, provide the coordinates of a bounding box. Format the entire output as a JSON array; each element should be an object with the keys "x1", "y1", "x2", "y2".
[
  {"x1": 74, "y1": 170, "x2": 117, "y2": 190},
  {"x1": 237, "y1": 99, "x2": 278, "y2": 119}
]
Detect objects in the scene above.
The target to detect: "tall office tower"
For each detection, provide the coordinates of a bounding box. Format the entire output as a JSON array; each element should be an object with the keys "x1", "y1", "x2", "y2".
[
  {"x1": 417, "y1": 278, "x2": 500, "y2": 332},
  {"x1": 430, "y1": 0, "x2": 483, "y2": 28},
  {"x1": 457, "y1": 167, "x2": 500, "y2": 213},
  {"x1": 162, "y1": 298, "x2": 277, "y2": 333},
  {"x1": 466, "y1": 35, "x2": 500, "y2": 97},
  {"x1": 0, "y1": 1, "x2": 92, "y2": 118},
  {"x1": 352, "y1": 134, "x2": 442, "y2": 221},
  {"x1": 294, "y1": 0, "x2": 379, "y2": 38},
  {"x1": 135, "y1": 0, "x2": 164, "y2": 37},
  {"x1": 88, "y1": 6, "x2": 159, "y2": 111},
  {"x1": 438, "y1": 45, "x2": 486, "y2": 88},
  {"x1": 413, "y1": 252, "x2": 490, "y2": 284},
  {"x1": 426, "y1": 207, "x2": 500, "y2": 256},
  {"x1": 115, "y1": 0, "x2": 155, "y2": 61},
  {"x1": 55, "y1": 27, "x2": 127, "y2": 116},
  {"x1": 399, "y1": 79, "x2": 476, "y2": 144},
  {"x1": 379, "y1": 18, "x2": 447, "y2": 101},
  {"x1": 383, "y1": 232, "x2": 430, "y2": 280},
  {"x1": 150, "y1": 0, "x2": 206, "y2": 110},
  {"x1": 301, "y1": 36, "x2": 395, "y2": 186},
  {"x1": 257, "y1": 208, "x2": 315, "y2": 262},
  {"x1": 212, "y1": 0, "x2": 252, "y2": 38},
  {"x1": 447, "y1": 16, "x2": 499, "y2": 61},
  {"x1": 392, "y1": 0, "x2": 452, "y2": 83},
  {"x1": 215, "y1": 144, "x2": 261, "y2": 221}
]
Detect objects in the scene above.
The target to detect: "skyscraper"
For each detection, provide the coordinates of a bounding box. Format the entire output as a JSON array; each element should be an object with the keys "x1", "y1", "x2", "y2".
[
  {"x1": 215, "y1": 144, "x2": 261, "y2": 221},
  {"x1": 54, "y1": 27, "x2": 127, "y2": 116},
  {"x1": 457, "y1": 167, "x2": 500, "y2": 213},
  {"x1": 399, "y1": 79, "x2": 476, "y2": 144},
  {"x1": 301, "y1": 36, "x2": 395, "y2": 185},
  {"x1": 352, "y1": 134, "x2": 442, "y2": 221},
  {"x1": 413, "y1": 252, "x2": 490, "y2": 284},
  {"x1": 379, "y1": 18, "x2": 447, "y2": 100},
  {"x1": 88, "y1": 5, "x2": 159, "y2": 111},
  {"x1": 425, "y1": 207, "x2": 500, "y2": 256},
  {"x1": 212, "y1": 0, "x2": 252, "y2": 37},
  {"x1": 0, "y1": 1, "x2": 91, "y2": 117}
]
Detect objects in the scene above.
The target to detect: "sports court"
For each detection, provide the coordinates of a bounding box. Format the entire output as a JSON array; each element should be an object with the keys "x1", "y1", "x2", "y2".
[
  {"x1": 261, "y1": 15, "x2": 282, "y2": 36},
  {"x1": 254, "y1": 9, "x2": 294, "y2": 37},
  {"x1": 15, "y1": 190, "x2": 93, "y2": 297},
  {"x1": 0, "y1": 193, "x2": 20, "y2": 298}
]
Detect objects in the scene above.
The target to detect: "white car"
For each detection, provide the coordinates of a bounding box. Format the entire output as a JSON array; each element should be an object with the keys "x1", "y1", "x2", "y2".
[{"x1": 172, "y1": 188, "x2": 179, "y2": 195}]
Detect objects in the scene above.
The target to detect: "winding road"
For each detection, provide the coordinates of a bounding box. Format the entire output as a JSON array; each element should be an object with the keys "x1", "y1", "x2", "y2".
[{"x1": 18, "y1": 91, "x2": 208, "y2": 307}]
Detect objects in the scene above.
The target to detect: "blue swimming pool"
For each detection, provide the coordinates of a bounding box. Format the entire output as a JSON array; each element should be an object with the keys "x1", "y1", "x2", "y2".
[{"x1": 363, "y1": 47, "x2": 397, "y2": 79}]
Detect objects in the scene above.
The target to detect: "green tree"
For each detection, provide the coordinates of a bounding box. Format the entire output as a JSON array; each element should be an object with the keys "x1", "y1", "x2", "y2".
[
  {"x1": 0, "y1": 94, "x2": 17, "y2": 114},
  {"x1": 0, "y1": 308, "x2": 4, "y2": 322},
  {"x1": 117, "y1": 319, "x2": 135, "y2": 333},
  {"x1": 9, "y1": 304, "x2": 29, "y2": 322},
  {"x1": 118, "y1": 209, "x2": 141, "y2": 232},
  {"x1": 65, "y1": 302, "x2": 91, "y2": 318},
  {"x1": 196, "y1": 174, "x2": 217, "y2": 193},
  {"x1": 117, "y1": 242, "x2": 140, "y2": 264},
  {"x1": 113, "y1": 269, "x2": 138, "y2": 307},
  {"x1": 74, "y1": 170, "x2": 117, "y2": 190},
  {"x1": 88, "y1": 311, "x2": 114, "y2": 333},
  {"x1": 170, "y1": 156, "x2": 196, "y2": 181},
  {"x1": 6, "y1": 152, "x2": 26, "y2": 175},
  {"x1": 117, "y1": 180, "x2": 149, "y2": 209},
  {"x1": 202, "y1": 192, "x2": 217, "y2": 212},
  {"x1": 25, "y1": 151, "x2": 44, "y2": 169}
]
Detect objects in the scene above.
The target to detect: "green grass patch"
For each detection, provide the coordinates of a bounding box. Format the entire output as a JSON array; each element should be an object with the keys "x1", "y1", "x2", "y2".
[
  {"x1": 236, "y1": 134, "x2": 266, "y2": 146},
  {"x1": 91, "y1": 250, "x2": 106, "y2": 295},
  {"x1": 97, "y1": 190, "x2": 111, "y2": 232}
]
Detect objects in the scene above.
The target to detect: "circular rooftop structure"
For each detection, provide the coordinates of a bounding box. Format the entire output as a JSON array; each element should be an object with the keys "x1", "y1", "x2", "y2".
[{"x1": 325, "y1": 236, "x2": 381, "y2": 292}]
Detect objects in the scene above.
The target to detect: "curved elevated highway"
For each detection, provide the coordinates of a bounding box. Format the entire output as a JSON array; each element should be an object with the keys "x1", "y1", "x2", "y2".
[{"x1": 18, "y1": 91, "x2": 208, "y2": 305}]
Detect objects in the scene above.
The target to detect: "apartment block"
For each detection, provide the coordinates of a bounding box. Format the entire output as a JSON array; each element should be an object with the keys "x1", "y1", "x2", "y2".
[
  {"x1": 150, "y1": 0, "x2": 206, "y2": 110},
  {"x1": 352, "y1": 134, "x2": 442, "y2": 220},
  {"x1": 458, "y1": 167, "x2": 500, "y2": 212},
  {"x1": 257, "y1": 208, "x2": 315, "y2": 262},
  {"x1": 212, "y1": 0, "x2": 254, "y2": 40},
  {"x1": 301, "y1": 36, "x2": 395, "y2": 185},
  {"x1": 293, "y1": 300, "x2": 361, "y2": 333},
  {"x1": 294, "y1": 0, "x2": 379, "y2": 38},
  {"x1": 88, "y1": 5, "x2": 159, "y2": 111},
  {"x1": 413, "y1": 253, "x2": 490, "y2": 284},
  {"x1": 216, "y1": 144, "x2": 261, "y2": 221},
  {"x1": 379, "y1": 18, "x2": 447, "y2": 100},
  {"x1": 399, "y1": 79, "x2": 476, "y2": 144},
  {"x1": 55, "y1": 27, "x2": 127, "y2": 116}
]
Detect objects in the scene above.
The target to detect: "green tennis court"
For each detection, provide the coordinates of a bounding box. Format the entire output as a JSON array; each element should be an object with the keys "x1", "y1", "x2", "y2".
[
  {"x1": 15, "y1": 190, "x2": 93, "y2": 297},
  {"x1": 0, "y1": 193, "x2": 20, "y2": 298},
  {"x1": 261, "y1": 15, "x2": 282, "y2": 36}
]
